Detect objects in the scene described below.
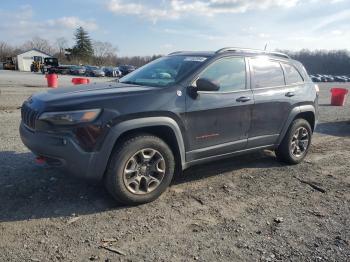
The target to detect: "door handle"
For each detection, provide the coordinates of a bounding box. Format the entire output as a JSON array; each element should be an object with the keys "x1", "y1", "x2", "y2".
[
  {"x1": 236, "y1": 96, "x2": 251, "y2": 102},
  {"x1": 285, "y1": 92, "x2": 295, "y2": 97}
]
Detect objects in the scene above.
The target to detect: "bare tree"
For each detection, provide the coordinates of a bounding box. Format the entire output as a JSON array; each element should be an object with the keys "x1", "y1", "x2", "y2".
[
  {"x1": 55, "y1": 37, "x2": 69, "y2": 62},
  {"x1": 21, "y1": 36, "x2": 56, "y2": 55},
  {"x1": 93, "y1": 41, "x2": 118, "y2": 65},
  {"x1": 56, "y1": 37, "x2": 68, "y2": 55},
  {"x1": 0, "y1": 41, "x2": 15, "y2": 60}
]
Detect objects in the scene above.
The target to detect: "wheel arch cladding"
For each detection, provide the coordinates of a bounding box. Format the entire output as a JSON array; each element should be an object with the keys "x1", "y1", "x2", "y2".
[
  {"x1": 293, "y1": 111, "x2": 315, "y2": 131},
  {"x1": 297, "y1": 104, "x2": 316, "y2": 131},
  {"x1": 103, "y1": 117, "x2": 186, "y2": 178},
  {"x1": 278, "y1": 105, "x2": 315, "y2": 145}
]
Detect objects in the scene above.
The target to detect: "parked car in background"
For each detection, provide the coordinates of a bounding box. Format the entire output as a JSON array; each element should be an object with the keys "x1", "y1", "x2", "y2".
[
  {"x1": 340, "y1": 76, "x2": 348, "y2": 82},
  {"x1": 85, "y1": 66, "x2": 105, "y2": 77},
  {"x1": 70, "y1": 65, "x2": 86, "y2": 75},
  {"x1": 318, "y1": 75, "x2": 329, "y2": 82},
  {"x1": 333, "y1": 76, "x2": 347, "y2": 82},
  {"x1": 310, "y1": 75, "x2": 321, "y2": 82},
  {"x1": 103, "y1": 66, "x2": 122, "y2": 77},
  {"x1": 339, "y1": 76, "x2": 350, "y2": 82},
  {"x1": 115, "y1": 67, "x2": 123, "y2": 77},
  {"x1": 325, "y1": 75, "x2": 335, "y2": 82},
  {"x1": 41, "y1": 57, "x2": 59, "y2": 74},
  {"x1": 118, "y1": 65, "x2": 136, "y2": 76},
  {"x1": 50, "y1": 65, "x2": 75, "y2": 75},
  {"x1": 310, "y1": 74, "x2": 350, "y2": 83}
]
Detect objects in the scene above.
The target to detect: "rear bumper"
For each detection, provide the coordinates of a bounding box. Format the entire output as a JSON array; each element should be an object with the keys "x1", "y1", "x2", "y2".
[{"x1": 19, "y1": 122, "x2": 105, "y2": 180}]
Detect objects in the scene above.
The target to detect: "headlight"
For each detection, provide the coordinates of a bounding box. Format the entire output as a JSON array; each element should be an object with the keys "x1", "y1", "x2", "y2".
[{"x1": 39, "y1": 109, "x2": 101, "y2": 125}]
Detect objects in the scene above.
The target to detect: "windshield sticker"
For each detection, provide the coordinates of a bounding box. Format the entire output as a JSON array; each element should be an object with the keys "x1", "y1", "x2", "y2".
[{"x1": 184, "y1": 57, "x2": 207, "y2": 62}]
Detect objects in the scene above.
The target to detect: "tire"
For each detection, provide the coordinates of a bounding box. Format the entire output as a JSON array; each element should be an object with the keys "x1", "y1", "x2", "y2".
[
  {"x1": 104, "y1": 134, "x2": 175, "y2": 205},
  {"x1": 276, "y1": 119, "x2": 312, "y2": 165}
]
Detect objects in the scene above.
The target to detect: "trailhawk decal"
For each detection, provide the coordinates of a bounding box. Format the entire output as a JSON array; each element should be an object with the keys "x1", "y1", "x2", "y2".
[{"x1": 196, "y1": 133, "x2": 219, "y2": 140}]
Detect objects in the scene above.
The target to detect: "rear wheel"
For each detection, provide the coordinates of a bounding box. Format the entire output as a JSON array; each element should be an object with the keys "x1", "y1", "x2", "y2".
[
  {"x1": 276, "y1": 119, "x2": 312, "y2": 164},
  {"x1": 105, "y1": 135, "x2": 175, "y2": 205}
]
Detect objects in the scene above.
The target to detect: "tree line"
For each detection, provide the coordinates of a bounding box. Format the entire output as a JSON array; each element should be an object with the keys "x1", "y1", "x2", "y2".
[
  {"x1": 281, "y1": 49, "x2": 350, "y2": 75},
  {"x1": 1, "y1": 27, "x2": 350, "y2": 74},
  {"x1": 0, "y1": 27, "x2": 161, "y2": 67}
]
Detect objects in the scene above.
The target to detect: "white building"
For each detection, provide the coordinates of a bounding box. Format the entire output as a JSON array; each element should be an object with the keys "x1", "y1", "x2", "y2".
[{"x1": 16, "y1": 49, "x2": 52, "y2": 72}]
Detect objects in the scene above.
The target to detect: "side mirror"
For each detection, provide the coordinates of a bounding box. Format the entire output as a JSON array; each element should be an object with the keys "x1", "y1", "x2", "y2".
[{"x1": 196, "y1": 78, "x2": 220, "y2": 92}]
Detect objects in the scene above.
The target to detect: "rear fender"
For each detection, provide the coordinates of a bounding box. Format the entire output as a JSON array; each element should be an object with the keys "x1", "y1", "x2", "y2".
[{"x1": 277, "y1": 105, "x2": 315, "y2": 145}]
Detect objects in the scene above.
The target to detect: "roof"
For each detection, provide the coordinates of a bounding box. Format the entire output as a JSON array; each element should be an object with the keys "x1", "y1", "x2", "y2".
[{"x1": 17, "y1": 48, "x2": 52, "y2": 57}]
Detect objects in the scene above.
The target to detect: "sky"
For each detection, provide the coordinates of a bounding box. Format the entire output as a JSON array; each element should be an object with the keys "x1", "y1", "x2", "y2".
[{"x1": 0, "y1": 0, "x2": 349, "y2": 56}]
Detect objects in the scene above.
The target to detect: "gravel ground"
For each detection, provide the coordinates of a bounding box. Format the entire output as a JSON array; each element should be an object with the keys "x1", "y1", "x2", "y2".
[{"x1": 0, "y1": 70, "x2": 349, "y2": 262}]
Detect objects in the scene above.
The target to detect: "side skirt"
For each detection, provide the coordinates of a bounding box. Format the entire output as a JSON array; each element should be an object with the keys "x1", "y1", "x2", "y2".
[{"x1": 183, "y1": 144, "x2": 276, "y2": 170}]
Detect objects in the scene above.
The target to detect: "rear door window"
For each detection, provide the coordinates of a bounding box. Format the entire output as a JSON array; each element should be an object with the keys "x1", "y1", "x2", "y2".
[
  {"x1": 250, "y1": 58, "x2": 285, "y2": 88},
  {"x1": 282, "y1": 63, "x2": 304, "y2": 85}
]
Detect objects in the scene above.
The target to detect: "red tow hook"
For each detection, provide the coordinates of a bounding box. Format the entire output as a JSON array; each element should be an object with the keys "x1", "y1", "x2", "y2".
[{"x1": 35, "y1": 156, "x2": 46, "y2": 165}]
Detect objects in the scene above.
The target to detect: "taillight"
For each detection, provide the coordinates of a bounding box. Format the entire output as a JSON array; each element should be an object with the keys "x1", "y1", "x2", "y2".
[{"x1": 314, "y1": 84, "x2": 320, "y2": 93}]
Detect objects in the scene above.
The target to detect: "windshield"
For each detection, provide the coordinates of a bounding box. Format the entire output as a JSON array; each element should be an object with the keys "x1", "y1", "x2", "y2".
[{"x1": 120, "y1": 55, "x2": 208, "y2": 87}]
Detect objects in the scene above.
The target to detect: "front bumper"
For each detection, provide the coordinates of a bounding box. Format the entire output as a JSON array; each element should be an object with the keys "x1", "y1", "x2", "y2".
[{"x1": 19, "y1": 122, "x2": 106, "y2": 180}]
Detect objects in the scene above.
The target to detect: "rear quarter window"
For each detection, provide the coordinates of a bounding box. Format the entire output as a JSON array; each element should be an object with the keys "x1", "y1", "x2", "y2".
[
  {"x1": 250, "y1": 58, "x2": 285, "y2": 88},
  {"x1": 282, "y1": 63, "x2": 304, "y2": 85}
]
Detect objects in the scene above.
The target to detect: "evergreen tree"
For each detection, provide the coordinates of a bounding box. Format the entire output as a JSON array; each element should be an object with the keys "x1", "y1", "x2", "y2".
[{"x1": 72, "y1": 27, "x2": 93, "y2": 63}]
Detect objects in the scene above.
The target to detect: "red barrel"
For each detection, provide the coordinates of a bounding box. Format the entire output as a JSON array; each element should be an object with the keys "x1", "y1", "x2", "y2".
[
  {"x1": 72, "y1": 78, "x2": 90, "y2": 85},
  {"x1": 330, "y1": 88, "x2": 349, "y2": 106},
  {"x1": 46, "y1": 74, "x2": 58, "y2": 88}
]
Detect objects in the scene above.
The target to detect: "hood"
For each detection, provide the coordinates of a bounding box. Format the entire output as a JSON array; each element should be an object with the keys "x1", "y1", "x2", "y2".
[{"x1": 31, "y1": 82, "x2": 159, "y2": 109}]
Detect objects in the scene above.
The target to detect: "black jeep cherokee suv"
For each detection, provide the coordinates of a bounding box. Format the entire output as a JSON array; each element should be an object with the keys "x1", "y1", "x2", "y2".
[{"x1": 20, "y1": 47, "x2": 318, "y2": 205}]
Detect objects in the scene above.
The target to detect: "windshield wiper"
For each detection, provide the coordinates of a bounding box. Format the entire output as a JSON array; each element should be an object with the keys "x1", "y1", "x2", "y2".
[{"x1": 120, "y1": 80, "x2": 165, "y2": 88}]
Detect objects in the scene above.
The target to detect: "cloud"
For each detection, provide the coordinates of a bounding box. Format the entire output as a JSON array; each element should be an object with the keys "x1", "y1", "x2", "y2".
[
  {"x1": 106, "y1": 0, "x2": 339, "y2": 21},
  {"x1": 331, "y1": 30, "x2": 343, "y2": 35},
  {"x1": 0, "y1": 5, "x2": 98, "y2": 44},
  {"x1": 312, "y1": 9, "x2": 350, "y2": 31},
  {"x1": 106, "y1": 0, "x2": 179, "y2": 22},
  {"x1": 162, "y1": 28, "x2": 227, "y2": 41},
  {"x1": 47, "y1": 17, "x2": 98, "y2": 31},
  {"x1": 170, "y1": 0, "x2": 300, "y2": 14}
]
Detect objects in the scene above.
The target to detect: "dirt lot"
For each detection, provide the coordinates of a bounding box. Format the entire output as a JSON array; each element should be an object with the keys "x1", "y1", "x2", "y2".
[{"x1": 0, "y1": 70, "x2": 349, "y2": 262}]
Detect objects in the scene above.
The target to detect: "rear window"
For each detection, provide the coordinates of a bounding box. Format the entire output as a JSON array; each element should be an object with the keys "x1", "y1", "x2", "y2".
[
  {"x1": 250, "y1": 58, "x2": 285, "y2": 88},
  {"x1": 282, "y1": 63, "x2": 304, "y2": 85}
]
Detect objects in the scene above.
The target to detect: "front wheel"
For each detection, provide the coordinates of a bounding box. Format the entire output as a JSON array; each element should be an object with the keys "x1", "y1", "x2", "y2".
[
  {"x1": 104, "y1": 135, "x2": 175, "y2": 205},
  {"x1": 276, "y1": 119, "x2": 312, "y2": 164}
]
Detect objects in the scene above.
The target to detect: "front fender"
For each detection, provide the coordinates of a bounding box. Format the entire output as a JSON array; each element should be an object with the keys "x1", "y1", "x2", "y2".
[
  {"x1": 110, "y1": 117, "x2": 186, "y2": 164},
  {"x1": 86, "y1": 117, "x2": 186, "y2": 180}
]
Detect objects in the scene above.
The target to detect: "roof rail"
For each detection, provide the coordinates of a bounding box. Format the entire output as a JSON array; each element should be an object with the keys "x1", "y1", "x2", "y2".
[
  {"x1": 168, "y1": 51, "x2": 184, "y2": 55},
  {"x1": 266, "y1": 51, "x2": 291, "y2": 59},
  {"x1": 216, "y1": 47, "x2": 290, "y2": 59}
]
